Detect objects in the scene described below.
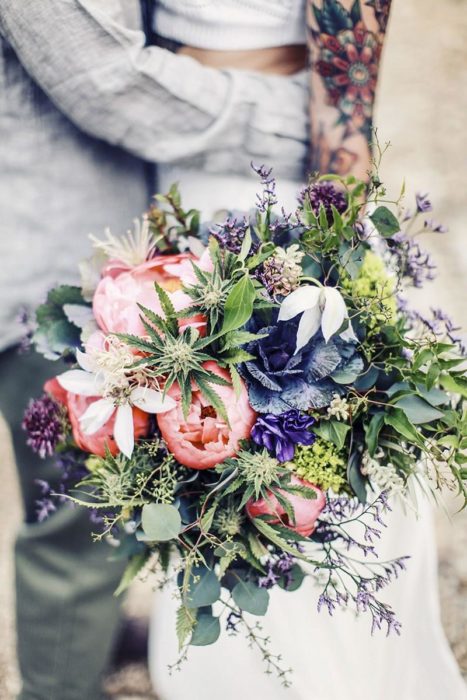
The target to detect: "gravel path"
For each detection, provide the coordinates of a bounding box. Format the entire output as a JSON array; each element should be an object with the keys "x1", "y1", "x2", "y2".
[{"x1": 1, "y1": 0, "x2": 466, "y2": 697}]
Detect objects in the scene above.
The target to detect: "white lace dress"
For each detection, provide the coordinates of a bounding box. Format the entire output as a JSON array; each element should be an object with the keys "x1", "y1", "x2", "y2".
[{"x1": 148, "y1": 170, "x2": 467, "y2": 700}]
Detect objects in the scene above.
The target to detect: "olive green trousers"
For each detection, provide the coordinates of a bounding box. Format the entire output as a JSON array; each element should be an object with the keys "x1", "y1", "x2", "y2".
[{"x1": 0, "y1": 347, "x2": 126, "y2": 700}]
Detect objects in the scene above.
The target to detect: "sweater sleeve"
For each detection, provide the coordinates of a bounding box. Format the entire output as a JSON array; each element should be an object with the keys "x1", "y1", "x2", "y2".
[{"x1": 0, "y1": 0, "x2": 309, "y2": 178}]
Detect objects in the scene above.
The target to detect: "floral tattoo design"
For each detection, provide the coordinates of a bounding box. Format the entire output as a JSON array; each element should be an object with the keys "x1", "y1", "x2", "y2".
[
  {"x1": 365, "y1": 0, "x2": 391, "y2": 33},
  {"x1": 309, "y1": 0, "x2": 388, "y2": 142}
]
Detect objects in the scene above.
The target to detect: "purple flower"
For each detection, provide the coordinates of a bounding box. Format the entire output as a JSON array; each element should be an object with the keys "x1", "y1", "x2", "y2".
[
  {"x1": 251, "y1": 409, "x2": 315, "y2": 462},
  {"x1": 424, "y1": 219, "x2": 448, "y2": 234},
  {"x1": 415, "y1": 192, "x2": 432, "y2": 213},
  {"x1": 211, "y1": 216, "x2": 249, "y2": 254},
  {"x1": 299, "y1": 181, "x2": 347, "y2": 223},
  {"x1": 22, "y1": 394, "x2": 65, "y2": 458}
]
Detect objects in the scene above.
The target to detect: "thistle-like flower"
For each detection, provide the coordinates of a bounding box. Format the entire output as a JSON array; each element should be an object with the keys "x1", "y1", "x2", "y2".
[
  {"x1": 22, "y1": 394, "x2": 67, "y2": 458},
  {"x1": 89, "y1": 216, "x2": 160, "y2": 267}
]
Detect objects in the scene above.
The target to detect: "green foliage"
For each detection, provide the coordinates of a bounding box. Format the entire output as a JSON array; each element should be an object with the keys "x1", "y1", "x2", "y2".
[
  {"x1": 186, "y1": 567, "x2": 221, "y2": 608},
  {"x1": 114, "y1": 551, "x2": 148, "y2": 596},
  {"x1": 232, "y1": 580, "x2": 269, "y2": 616},
  {"x1": 33, "y1": 285, "x2": 88, "y2": 360},
  {"x1": 369, "y1": 206, "x2": 400, "y2": 237},
  {"x1": 141, "y1": 503, "x2": 182, "y2": 542},
  {"x1": 191, "y1": 614, "x2": 221, "y2": 646}
]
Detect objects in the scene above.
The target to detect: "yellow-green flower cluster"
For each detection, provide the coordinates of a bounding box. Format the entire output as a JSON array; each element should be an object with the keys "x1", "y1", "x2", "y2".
[
  {"x1": 291, "y1": 439, "x2": 347, "y2": 493},
  {"x1": 344, "y1": 251, "x2": 397, "y2": 332}
]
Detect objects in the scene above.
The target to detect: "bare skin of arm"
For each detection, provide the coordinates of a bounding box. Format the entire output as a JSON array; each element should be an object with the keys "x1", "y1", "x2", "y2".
[{"x1": 307, "y1": 0, "x2": 392, "y2": 180}]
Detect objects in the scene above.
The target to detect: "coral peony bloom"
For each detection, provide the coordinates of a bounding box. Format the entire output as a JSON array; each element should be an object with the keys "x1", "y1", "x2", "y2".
[
  {"x1": 44, "y1": 377, "x2": 150, "y2": 458},
  {"x1": 246, "y1": 475, "x2": 325, "y2": 537},
  {"x1": 157, "y1": 362, "x2": 256, "y2": 469},
  {"x1": 93, "y1": 254, "x2": 206, "y2": 336}
]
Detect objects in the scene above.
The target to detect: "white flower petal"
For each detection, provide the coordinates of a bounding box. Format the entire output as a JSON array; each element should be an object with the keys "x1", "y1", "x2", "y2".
[
  {"x1": 76, "y1": 349, "x2": 95, "y2": 372},
  {"x1": 79, "y1": 398, "x2": 115, "y2": 435},
  {"x1": 57, "y1": 369, "x2": 101, "y2": 396},
  {"x1": 114, "y1": 403, "x2": 134, "y2": 459},
  {"x1": 340, "y1": 321, "x2": 358, "y2": 342},
  {"x1": 321, "y1": 287, "x2": 348, "y2": 343},
  {"x1": 295, "y1": 307, "x2": 322, "y2": 353},
  {"x1": 278, "y1": 286, "x2": 321, "y2": 322},
  {"x1": 130, "y1": 386, "x2": 176, "y2": 414}
]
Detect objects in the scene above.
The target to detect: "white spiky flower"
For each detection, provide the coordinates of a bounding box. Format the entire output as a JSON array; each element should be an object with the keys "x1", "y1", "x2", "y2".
[
  {"x1": 89, "y1": 216, "x2": 160, "y2": 267},
  {"x1": 56, "y1": 340, "x2": 175, "y2": 458}
]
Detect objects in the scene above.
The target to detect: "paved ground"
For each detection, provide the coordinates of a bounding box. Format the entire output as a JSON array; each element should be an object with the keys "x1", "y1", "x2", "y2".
[{"x1": 1, "y1": 0, "x2": 466, "y2": 697}]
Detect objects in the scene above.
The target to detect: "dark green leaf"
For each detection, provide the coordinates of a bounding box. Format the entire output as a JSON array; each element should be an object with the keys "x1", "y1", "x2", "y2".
[
  {"x1": 394, "y1": 395, "x2": 444, "y2": 424},
  {"x1": 369, "y1": 206, "x2": 400, "y2": 237},
  {"x1": 221, "y1": 274, "x2": 256, "y2": 334},
  {"x1": 232, "y1": 580, "x2": 269, "y2": 616},
  {"x1": 114, "y1": 552, "x2": 147, "y2": 596},
  {"x1": 347, "y1": 452, "x2": 367, "y2": 503},
  {"x1": 190, "y1": 614, "x2": 221, "y2": 646},
  {"x1": 385, "y1": 408, "x2": 423, "y2": 445},
  {"x1": 186, "y1": 567, "x2": 221, "y2": 608},
  {"x1": 313, "y1": 420, "x2": 349, "y2": 450},
  {"x1": 277, "y1": 564, "x2": 306, "y2": 592},
  {"x1": 365, "y1": 412, "x2": 385, "y2": 457}
]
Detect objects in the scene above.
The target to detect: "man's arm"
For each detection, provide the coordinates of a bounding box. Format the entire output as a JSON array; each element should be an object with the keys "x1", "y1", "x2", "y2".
[
  {"x1": 0, "y1": 0, "x2": 308, "y2": 178},
  {"x1": 307, "y1": 0, "x2": 392, "y2": 180}
]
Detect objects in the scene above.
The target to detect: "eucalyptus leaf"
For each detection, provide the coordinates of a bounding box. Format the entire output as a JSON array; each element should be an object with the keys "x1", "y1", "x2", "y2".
[
  {"x1": 186, "y1": 567, "x2": 221, "y2": 608},
  {"x1": 141, "y1": 503, "x2": 182, "y2": 542},
  {"x1": 232, "y1": 580, "x2": 269, "y2": 616},
  {"x1": 190, "y1": 614, "x2": 221, "y2": 646}
]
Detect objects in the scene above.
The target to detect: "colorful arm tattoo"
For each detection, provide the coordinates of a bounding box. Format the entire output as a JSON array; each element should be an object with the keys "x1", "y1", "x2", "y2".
[{"x1": 307, "y1": 0, "x2": 392, "y2": 179}]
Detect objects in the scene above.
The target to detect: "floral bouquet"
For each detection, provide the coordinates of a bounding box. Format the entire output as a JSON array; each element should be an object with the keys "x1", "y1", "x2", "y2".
[{"x1": 23, "y1": 164, "x2": 466, "y2": 678}]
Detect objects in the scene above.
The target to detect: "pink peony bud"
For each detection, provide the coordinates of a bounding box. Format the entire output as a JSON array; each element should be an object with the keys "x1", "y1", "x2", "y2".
[
  {"x1": 246, "y1": 475, "x2": 326, "y2": 537},
  {"x1": 156, "y1": 362, "x2": 256, "y2": 469}
]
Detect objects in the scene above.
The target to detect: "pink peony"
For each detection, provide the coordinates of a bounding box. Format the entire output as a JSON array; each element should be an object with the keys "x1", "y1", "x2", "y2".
[
  {"x1": 156, "y1": 361, "x2": 256, "y2": 470},
  {"x1": 93, "y1": 253, "x2": 206, "y2": 336},
  {"x1": 44, "y1": 377, "x2": 149, "y2": 457},
  {"x1": 246, "y1": 475, "x2": 326, "y2": 537}
]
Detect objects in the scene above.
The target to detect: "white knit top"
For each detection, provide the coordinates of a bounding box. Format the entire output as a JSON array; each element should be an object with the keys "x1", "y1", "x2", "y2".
[{"x1": 153, "y1": 0, "x2": 307, "y2": 50}]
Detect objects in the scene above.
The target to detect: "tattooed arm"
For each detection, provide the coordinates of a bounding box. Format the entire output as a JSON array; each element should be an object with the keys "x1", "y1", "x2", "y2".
[{"x1": 307, "y1": 0, "x2": 392, "y2": 180}]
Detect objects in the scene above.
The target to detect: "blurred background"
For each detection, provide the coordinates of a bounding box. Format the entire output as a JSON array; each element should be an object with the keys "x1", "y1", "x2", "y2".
[{"x1": 1, "y1": 0, "x2": 466, "y2": 697}]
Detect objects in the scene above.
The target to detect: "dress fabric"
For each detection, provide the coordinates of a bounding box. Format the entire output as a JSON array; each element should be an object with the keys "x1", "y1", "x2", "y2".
[{"x1": 149, "y1": 171, "x2": 467, "y2": 700}]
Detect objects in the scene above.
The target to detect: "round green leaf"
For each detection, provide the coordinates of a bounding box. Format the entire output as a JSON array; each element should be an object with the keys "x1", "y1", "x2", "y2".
[
  {"x1": 232, "y1": 581, "x2": 269, "y2": 616},
  {"x1": 141, "y1": 503, "x2": 182, "y2": 542},
  {"x1": 277, "y1": 564, "x2": 306, "y2": 592},
  {"x1": 187, "y1": 567, "x2": 221, "y2": 608},
  {"x1": 190, "y1": 615, "x2": 221, "y2": 646}
]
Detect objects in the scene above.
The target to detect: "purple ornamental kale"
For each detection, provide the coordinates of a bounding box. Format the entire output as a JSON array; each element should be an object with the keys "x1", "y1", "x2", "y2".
[
  {"x1": 251, "y1": 409, "x2": 315, "y2": 462},
  {"x1": 298, "y1": 181, "x2": 347, "y2": 222},
  {"x1": 241, "y1": 315, "x2": 363, "y2": 415},
  {"x1": 22, "y1": 394, "x2": 65, "y2": 458}
]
